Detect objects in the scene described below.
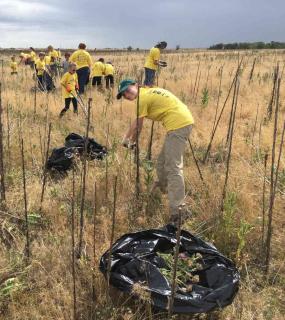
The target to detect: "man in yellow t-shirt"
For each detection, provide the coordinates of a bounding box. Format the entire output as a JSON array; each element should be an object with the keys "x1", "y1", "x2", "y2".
[
  {"x1": 35, "y1": 52, "x2": 46, "y2": 90},
  {"x1": 19, "y1": 52, "x2": 30, "y2": 65},
  {"x1": 35, "y1": 52, "x2": 55, "y2": 92},
  {"x1": 10, "y1": 56, "x2": 18, "y2": 75},
  {"x1": 47, "y1": 45, "x2": 59, "y2": 59},
  {"x1": 59, "y1": 63, "x2": 79, "y2": 117},
  {"x1": 117, "y1": 79, "x2": 194, "y2": 224},
  {"x1": 144, "y1": 41, "x2": 167, "y2": 86},
  {"x1": 29, "y1": 47, "x2": 37, "y2": 69},
  {"x1": 44, "y1": 54, "x2": 51, "y2": 66},
  {"x1": 91, "y1": 58, "x2": 105, "y2": 89},
  {"x1": 47, "y1": 45, "x2": 61, "y2": 76},
  {"x1": 70, "y1": 43, "x2": 92, "y2": 94},
  {"x1": 104, "y1": 61, "x2": 114, "y2": 89}
]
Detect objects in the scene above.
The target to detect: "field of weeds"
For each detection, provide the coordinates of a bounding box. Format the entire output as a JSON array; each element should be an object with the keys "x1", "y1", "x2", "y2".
[{"x1": 0, "y1": 49, "x2": 284, "y2": 319}]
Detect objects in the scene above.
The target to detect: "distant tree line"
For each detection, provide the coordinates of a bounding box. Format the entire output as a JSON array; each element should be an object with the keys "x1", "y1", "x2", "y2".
[{"x1": 209, "y1": 41, "x2": 285, "y2": 50}]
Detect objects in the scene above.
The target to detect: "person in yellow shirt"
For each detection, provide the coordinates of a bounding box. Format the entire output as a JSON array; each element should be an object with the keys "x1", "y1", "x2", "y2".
[
  {"x1": 10, "y1": 56, "x2": 18, "y2": 75},
  {"x1": 19, "y1": 52, "x2": 30, "y2": 65},
  {"x1": 59, "y1": 63, "x2": 79, "y2": 117},
  {"x1": 35, "y1": 52, "x2": 55, "y2": 92},
  {"x1": 29, "y1": 47, "x2": 37, "y2": 69},
  {"x1": 43, "y1": 53, "x2": 56, "y2": 85},
  {"x1": 44, "y1": 54, "x2": 51, "y2": 66},
  {"x1": 47, "y1": 45, "x2": 61, "y2": 76},
  {"x1": 35, "y1": 52, "x2": 46, "y2": 90},
  {"x1": 70, "y1": 43, "x2": 92, "y2": 94},
  {"x1": 117, "y1": 79, "x2": 194, "y2": 224},
  {"x1": 104, "y1": 61, "x2": 114, "y2": 89},
  {"x1": 47, "y1": 45, "x2": 59, "y2": 60},
  {"x1": 144, "y1": 41, "x2": 167, "y2": 86},
  {"x1": 91, "y1": 58, "x2": 105, "y2": 89}
]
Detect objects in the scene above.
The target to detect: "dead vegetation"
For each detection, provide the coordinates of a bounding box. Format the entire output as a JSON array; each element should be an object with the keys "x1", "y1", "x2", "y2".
[{"x1": 0, "y1": 49, "x2": 284, "y2": 319}]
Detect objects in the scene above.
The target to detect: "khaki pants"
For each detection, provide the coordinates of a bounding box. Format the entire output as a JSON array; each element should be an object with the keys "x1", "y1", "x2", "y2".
[{"x1": 156, "y1": 125, "x2": 192, "y2": 216}]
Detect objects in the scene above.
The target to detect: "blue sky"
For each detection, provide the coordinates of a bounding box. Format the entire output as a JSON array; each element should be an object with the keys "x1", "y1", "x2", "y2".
[{"x1": 0, "y1": 0, "x2": 284, "y2": 49}]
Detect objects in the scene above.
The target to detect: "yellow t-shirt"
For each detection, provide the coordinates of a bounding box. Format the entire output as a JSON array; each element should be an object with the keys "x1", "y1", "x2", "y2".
[
  {"x1": 35, "y1": 59, "x2": 45, "y2": 76},
  {"x1": 70, "y1": 49, "x2": 92, "y2": 69},
  {"x1": 104, "y1": 64, "x2": 114, "y2": 75},
  {"x1": 10, "y1": 61, "x2": 18, "y2": 72},
  {"x1": 144, "y1": 47, "x2": 160, "y2": 70},
  {"x1": 61, "y1": 72, "x2": 78, "y2": 99},
  {"x1": 91, "y1": 61, "x2": 105, "y2": 77},
  {"x1": 44, "y1": 55, "x2": 51, "y2": 65},
  {"x1": 20, "y1": 52, "x2": 29, "y2": 59},
  {"x1": 49, "y1": 50, "x2": 59, "y2": 59},
  {"x1": 30, "y1": 51, "x2": 37, "y2": 62},
  {"x1": 138, "y1": 87, "x2": 194, "y2": 131}
]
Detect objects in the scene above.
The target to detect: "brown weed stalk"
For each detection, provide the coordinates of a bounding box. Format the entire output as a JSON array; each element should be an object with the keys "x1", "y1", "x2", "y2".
[
  {"x1": 203, "y1": 58, "x2": 243, "y2": 163},
  {"x1": 168, "y1": 209, "x2": 182, "y2": 318},
  {"x1": 40, "y1": 122, "x2": 52, "y2": 211},
  {"x1": 78, "y1": 98, "x2": 92, "y2": 258},
  {"x1": 265, "y1": 78, "x2": 281, "y2": 273},
  {"x1": 20, "y1": 138, "x2": 30, "y2": 262},
  {"x1": 0, "y1": 82, "x2": 6, "y2": 204}
]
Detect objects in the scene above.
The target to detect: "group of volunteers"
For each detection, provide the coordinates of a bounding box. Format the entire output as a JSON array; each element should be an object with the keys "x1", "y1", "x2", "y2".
[
  {"x1": 10, "y1": 40, "x2": 194, "y2": 225},
  {"x1": 63, "y1": 43, "x2": 115, "y2": 94},
  {"x1": 10, "y1": 43, "x2": 115, "y2": 93}
]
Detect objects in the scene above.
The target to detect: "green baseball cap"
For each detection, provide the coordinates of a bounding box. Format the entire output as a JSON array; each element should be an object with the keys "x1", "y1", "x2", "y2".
[{"x1": 116, "y1": 79, "x2": 136, "y2": 99}]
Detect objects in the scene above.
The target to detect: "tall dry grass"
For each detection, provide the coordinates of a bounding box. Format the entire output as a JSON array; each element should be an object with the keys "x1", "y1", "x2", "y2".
[{"x1": 0, "y1": 49, "x2": 284, "y2": 319}]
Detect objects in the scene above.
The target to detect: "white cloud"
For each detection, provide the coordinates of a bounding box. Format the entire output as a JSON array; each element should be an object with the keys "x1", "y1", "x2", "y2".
[{"x1": 0, "y1": 0, "x2": 57, "y2": 19}]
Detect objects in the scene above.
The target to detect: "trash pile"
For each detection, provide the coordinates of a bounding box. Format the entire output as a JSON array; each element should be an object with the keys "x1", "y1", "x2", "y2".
[
  {"x1": 100, "y1": 225, "x2": 240, "y2": 314},
  {"x1": 46, "y1": 133, "x2": 107, "y2": 172}
]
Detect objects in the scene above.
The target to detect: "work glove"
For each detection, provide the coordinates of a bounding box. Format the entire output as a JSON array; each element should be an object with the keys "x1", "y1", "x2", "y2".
[
  {"x1": 122, "y1": 137, "x2": 136, "y2": 149},
  {"x1": 128, "y1": 143, "x2": 137, "y2": 150},
  {"x1": 158, "y1": 61, "x2": 167, "y2": 67}
]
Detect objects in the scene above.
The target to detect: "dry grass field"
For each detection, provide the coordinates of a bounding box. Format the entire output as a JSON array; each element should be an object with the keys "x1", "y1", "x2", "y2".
[{"x1": 0, "y1": 49, "x2": 284, "y2": 319}]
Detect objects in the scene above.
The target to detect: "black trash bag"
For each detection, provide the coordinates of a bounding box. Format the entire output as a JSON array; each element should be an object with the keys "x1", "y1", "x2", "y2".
[
  {"x1": 46, "y1": 133, "x2": 107, "y2": 173},
  {"x1": 65, "y1": 133, "x2": 107, "y2": 160},
  {"x1": 100, "y1": 225, "x2": 240, "y2": 314},
  {"x1": 46, "y1": 147, "x2": 76, "y2": 172}
]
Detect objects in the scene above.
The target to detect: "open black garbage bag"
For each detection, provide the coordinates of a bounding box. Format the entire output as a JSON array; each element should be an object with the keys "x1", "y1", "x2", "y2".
[
  {"x1": 46, "y1": 133, "x2": 107, "y2": 172},
  {"x1": 46, "y1": 147, "x2": 75, "y2": 172},
  {"x1": 65, "y1": 133, "x2": 107, "y2": 160},
  {"x1": 100, "y1": 225, "x2": 239, "y2": 314}
]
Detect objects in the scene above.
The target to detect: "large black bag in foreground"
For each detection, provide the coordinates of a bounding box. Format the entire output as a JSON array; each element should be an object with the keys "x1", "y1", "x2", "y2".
[{"x1": 100, "y1": 225, "x2": 239, "y2": 314}]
